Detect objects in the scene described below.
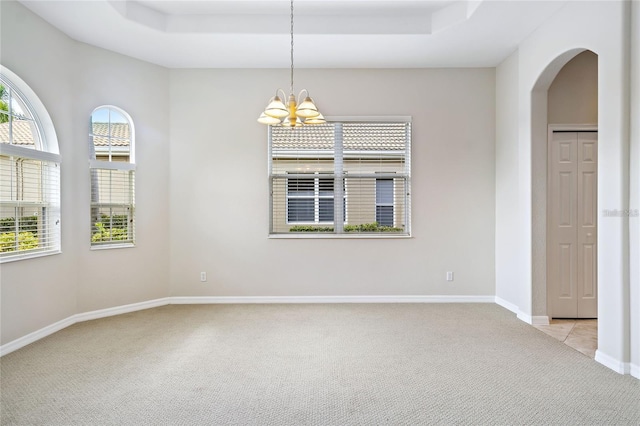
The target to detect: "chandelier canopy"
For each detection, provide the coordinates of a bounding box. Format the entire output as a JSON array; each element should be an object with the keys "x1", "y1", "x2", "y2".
[{"x1": 257, "y1": 0, "x2": 325, "y2": 127}]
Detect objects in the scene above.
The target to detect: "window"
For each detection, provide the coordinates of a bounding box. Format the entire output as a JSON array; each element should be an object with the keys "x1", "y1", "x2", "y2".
[
  {"x1": 90, "y1": 107, "x2": 135, "y2": 248},
  {"x1": 287, "y1": 175, "x2": 334, "y2": 223},
  {"x1": 270, "y1": 119, "x2": 411, "y2": 236},
  {"x1": 0, "y1": 69, "x2": 61, "y2": 262}
]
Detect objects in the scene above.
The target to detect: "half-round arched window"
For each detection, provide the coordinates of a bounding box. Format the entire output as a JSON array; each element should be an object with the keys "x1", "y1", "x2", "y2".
[
  {"x1": 89, "y1": 106, "x2": 135, "y2": 247},
  {"x1": 0, "y1": 66, "x2": 61, "y2": 261}
]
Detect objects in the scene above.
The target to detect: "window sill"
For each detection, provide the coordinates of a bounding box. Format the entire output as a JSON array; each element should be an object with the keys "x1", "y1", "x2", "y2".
[
  {"x1": 269, "y1": 234, "x2": 412, "y2": 239},
  {"x1": 0, "y1": 250, "x2": 62, "y2": 264},
  {"x1": 90, "y1": 243, "x2": 135, "y2": 251}
]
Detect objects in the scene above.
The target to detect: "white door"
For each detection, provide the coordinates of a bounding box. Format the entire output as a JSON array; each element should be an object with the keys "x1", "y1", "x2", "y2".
[{"x1": 548, "y1": 131, "x2": 598, "y2": 318}]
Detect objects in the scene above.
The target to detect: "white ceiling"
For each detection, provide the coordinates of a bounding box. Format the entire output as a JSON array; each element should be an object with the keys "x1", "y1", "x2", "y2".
[{"x1": 18, "y1": 0, "x2": 567, "y2": 68}]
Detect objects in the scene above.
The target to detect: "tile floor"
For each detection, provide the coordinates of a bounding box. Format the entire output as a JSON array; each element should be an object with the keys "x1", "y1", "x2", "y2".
[{"x1": 534, "y1": 319, "x2": 598, "y2": 358}]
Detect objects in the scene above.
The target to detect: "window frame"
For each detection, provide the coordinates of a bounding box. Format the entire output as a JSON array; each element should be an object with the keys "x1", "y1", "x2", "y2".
[
  {"x1": 269, "y1": 116, "x2": 411, "y2": 238},
  {"x1": 89, "y1": 106, "x2": 136, "y2": 250},
  {"x1": 0, "y1": 68, "x2": 61, "y2": 263}
]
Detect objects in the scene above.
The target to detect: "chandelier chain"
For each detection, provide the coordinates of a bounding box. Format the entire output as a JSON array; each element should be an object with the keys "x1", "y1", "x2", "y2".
[{"x1": 290, "y1": 0, "x2": 294, "y2": 96}]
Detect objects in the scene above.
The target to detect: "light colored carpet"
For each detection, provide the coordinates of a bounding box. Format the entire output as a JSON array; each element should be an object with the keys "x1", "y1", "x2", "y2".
[{"x1": 1, "y1": 303, "x2": 639, "y2": 425}]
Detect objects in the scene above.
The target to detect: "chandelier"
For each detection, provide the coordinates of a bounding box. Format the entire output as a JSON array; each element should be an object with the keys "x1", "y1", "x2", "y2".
[{"x1": 257, "y1": 0, "x2": 325, "y2": 127}]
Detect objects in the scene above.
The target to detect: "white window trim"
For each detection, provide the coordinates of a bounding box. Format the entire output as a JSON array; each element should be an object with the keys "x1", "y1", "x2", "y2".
[
  {"x1": 89, "y1": 106, "x2": 135, "y2": 249},
  {"x1": 269, "y1": 117, "x2": 412, "y2": 237},
  {"x1": 1, "y1": 67, "x2": 61, "y2": 263},
  {"x1": 89, "y1": 159, "x2": 135, "y2": 171},
  {"x1": 0, "y1": 143, "x2": 61, "y2": 164}
]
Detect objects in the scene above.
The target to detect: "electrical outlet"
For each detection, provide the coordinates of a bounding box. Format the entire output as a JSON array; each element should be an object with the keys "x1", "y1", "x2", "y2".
[
  {"x1": 446, "y1": 271, "x2": 454, "y2": 281},
  {"x1": 200, "y1": 272, "x2": 207, "y2": 282}
]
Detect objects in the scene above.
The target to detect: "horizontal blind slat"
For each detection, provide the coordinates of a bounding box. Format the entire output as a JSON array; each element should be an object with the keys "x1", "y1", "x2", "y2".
[
  {"x1": 0, "y1": 154, "x2": 60, "y2": 259},
  {"x1": 90, "y1": 168, "x2": 135, "y2": 246}
]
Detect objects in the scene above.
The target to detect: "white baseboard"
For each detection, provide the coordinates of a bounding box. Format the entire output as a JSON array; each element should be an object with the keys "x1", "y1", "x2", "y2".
[
  {"x1": 0, "y1": 298, "x2": 170, "y2": 357},
  {"x1": 595, "y1": 350, "x2": 631, "y2": 375},
  {"x1": 630, "y1": 363, "x2": 640, "y2": 379},
  {"x1": 171, "y1": 295, "x2": 496, "y2": 304},
  {"x1": 495, "y1": 296, "x2": 519, "y2": 314},
  {"x1": 75, "y1": 298, "x2": 170, "y2": 322},
  {"x1": 517, "y1": 313, "x2": 549, "y2": 325},
  {"x1": 0, "y1": 315, "x2": 76, "y2": 357},
  {"x1": 494, "y1": 297, "x2": 549, "y2": 325},
  {"x1": 531, "y1": 316, "x2": 550, "y2": 325},
  {"x1": 0, "y1": 294, "x2": 525, "y2": 357},
  {"x1": 516, "y1": 312, "x2": 533, "y2": 324},
  {"x1": 516, "y1": 312, "x2": 549, "y2": 326}
]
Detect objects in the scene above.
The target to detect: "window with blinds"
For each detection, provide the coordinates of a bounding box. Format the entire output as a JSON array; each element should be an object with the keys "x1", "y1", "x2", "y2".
[
  {"x1": 270, "y1": 119, "x2": 411, "y2": 236},
  {"x1": 0, "y1": 72, "x2": 61, "y2": 261},
  {"x1": 90, "y1": 107, "x2": 135, "y2": 248}
]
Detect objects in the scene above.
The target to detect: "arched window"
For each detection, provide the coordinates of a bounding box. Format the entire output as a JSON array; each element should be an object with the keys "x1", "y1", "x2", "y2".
[
  {"x1": 89, "y1": 106, "x2": 135, "y2": 247},
  {"x1": 0, "y1": 67, "x2": 61, "y2": 261}
]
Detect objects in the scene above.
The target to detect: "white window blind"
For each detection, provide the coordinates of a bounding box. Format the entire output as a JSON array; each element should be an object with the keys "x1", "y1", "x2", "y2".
[
  {"x1": 376, "y1": 178, "x2": 394, "y2": 227},
  {"x1": 270, "y1": 119, "x2": 411, "y2": 236},
  {"x1": 89, "y1": 164, "x2": 135, "y2": 246},
  {"x1": 0, "y1": 73, "x2": 61, "y2": 262},
  {"x1": 90, "y1": 107, "x2": 135, "y2": 248}
]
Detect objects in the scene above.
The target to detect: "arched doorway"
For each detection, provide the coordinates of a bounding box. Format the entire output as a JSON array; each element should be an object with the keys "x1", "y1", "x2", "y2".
[{"x1": 530, "y1": 49, "x2": 599, "y2": 356}]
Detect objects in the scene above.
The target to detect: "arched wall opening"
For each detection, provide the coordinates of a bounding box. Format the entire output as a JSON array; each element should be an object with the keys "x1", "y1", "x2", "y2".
[
  {"x1": 494, "y1": 0, "x2": 633, "y2": 376},
  {"x1": 530, "y1": 49, "x2": 599, "y2": 321},
  {"x1": 528, "y1": 45, "x2": 630, "y2": 373}
]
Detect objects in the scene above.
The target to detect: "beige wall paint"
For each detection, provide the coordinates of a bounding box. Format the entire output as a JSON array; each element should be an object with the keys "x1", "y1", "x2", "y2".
[
  {"x1": 169, "y1": 68, "x2": 496, "y2": 297},
  {"x1": 0, "y1": 1, "x2": 171, "y2": 344},
  {"x1": 548, "y1": 51, "x2": 598, "y2": 124}
]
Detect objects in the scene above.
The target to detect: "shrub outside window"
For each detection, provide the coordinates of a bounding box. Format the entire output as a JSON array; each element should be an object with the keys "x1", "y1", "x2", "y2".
[
  {"x1": 0, "y1": 70, "x2": 61, "y2": 262},
  {"x1": 270, "y1": 118, "x2": 411, "y2": 236},
  {"x1": 89, "y1": 106, "x2": 135, "y2": 248}
]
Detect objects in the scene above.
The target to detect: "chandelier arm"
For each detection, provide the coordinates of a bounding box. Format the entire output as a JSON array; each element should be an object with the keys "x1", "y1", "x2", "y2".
[{"x1": 297, "y1": 89, "x2": 309, "y2": 104}]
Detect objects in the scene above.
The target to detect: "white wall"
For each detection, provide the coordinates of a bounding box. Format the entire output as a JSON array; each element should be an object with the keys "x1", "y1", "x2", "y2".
[
  {"x1": 0, "y1": 1, "x2": 171, "y2": 344},
  {"x1": 495, "y1": 50, "x2": 521, "y2": 311},
  {"x1": 1, "y1": 0, "x2": 77, "y2": 345},
  {"x1": 71, "y1": 42, "x2": 171, "y2": 313},
  {"x1": 495, "y1": 0, "x2": 635, "y2": 372},
  {"x1": 630, "y1": 0, "x2": 640, "y2": 380},
  {"x1": 169, "y1": 68, "x2": 496, "y2": 298},
  {"x1": 530, "y1": 50, "x2": 599, "y2": 318}
]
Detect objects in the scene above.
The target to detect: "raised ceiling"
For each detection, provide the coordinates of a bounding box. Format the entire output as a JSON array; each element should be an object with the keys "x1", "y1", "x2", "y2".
[{"x1": 18, "y1": 0, "x2": 567, "y2": 68}]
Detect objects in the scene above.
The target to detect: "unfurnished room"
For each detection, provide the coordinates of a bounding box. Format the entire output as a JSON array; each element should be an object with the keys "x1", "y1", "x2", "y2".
[{"x1": 0, "y1": 0, "x2": 639, "y2": 424}]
